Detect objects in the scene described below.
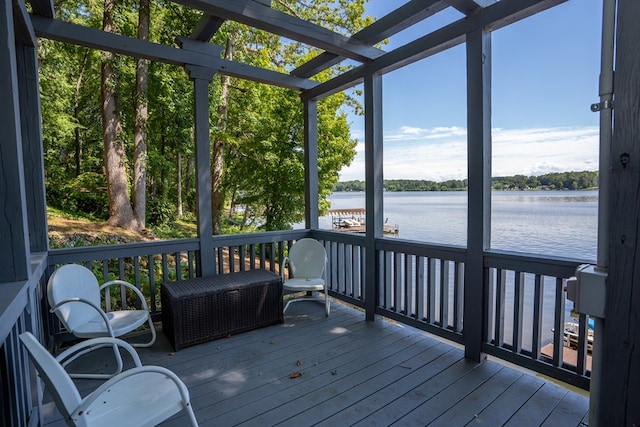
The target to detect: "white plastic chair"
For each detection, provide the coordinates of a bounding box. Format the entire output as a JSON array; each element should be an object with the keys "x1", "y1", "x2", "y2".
[
  {"x1": 47, "y1": 264, "x2": 156, "y2": 378},
  {"x1": 19, "y1": 332, "x2": 198, "y2": 427},
  {"x1": 281, "y1": 238, "x2": 330, "y2": 316}
]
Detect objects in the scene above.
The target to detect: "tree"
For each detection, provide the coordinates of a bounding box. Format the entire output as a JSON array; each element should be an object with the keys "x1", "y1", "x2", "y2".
[
  {"x1": 102, "y1": 0, "x2": 137, "y2": 230},
  {"x1": 39, "y1": 0, "x2": 370, "y2": 233},
  {"x1": 133, "y1": 0, "x2": 150, "y2": 228}
]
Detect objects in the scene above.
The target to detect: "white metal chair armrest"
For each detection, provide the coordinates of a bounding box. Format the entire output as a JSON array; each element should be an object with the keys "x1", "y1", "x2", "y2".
[
  {"x1": 100, "y1": 279, "x2": 151, "y2": 311},
  {"x1": 55, "y1": 336, "x2": 142, "y2": 369},
  {"x1": 280, "y1": 256, "x2": 289, "y2": 280},
  {"x1": 99, "y1": 279, "x2": 156, "y2": 347},
  {"x1": 50, "y1": 297, "x2": 116, "y2": 337}
]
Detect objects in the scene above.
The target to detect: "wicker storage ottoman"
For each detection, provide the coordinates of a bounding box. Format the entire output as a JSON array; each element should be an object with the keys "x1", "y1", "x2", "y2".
[{"x1": 161, "y1": 269, "x2": 283, "y2": 351}]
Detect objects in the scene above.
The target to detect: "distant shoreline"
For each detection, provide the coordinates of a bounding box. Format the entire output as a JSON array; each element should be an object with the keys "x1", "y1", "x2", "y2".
[{"x1": 334, "y1": 171, "x2": 599, "y2": 192}]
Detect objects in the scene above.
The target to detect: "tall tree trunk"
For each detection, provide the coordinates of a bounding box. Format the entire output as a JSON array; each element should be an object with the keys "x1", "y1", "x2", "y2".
[
  {"x1": 133, "y1": 0, "x2": 149, "y2": 229},
  {"x1": 73, "y1": 49, "x2": 90, "y2": 177},
  {"x1": 186, "y1": 155, "x2": 194, "y2": 212},
  {"x1": 102, "y1": 0, "x2": 136, "y2": 229},
  {"x1": 212, "y1": 35, "x2": 235, "y2": 234}
]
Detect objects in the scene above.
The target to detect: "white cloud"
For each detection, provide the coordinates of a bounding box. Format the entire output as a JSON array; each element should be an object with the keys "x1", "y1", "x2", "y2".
[{"x1": 339, "y1": 125, "x2": 599, "y2": 181}]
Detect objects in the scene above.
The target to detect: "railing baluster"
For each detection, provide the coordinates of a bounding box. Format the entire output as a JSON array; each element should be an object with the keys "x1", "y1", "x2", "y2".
[
  {"x1": 239, "y1": 245, "x2": 246, "y2": 271},
  {"x1": 495, "y1": 268, "x2": 506, "y2": 348},
  {"x1": 118, "y1": 258, "x2": 126, "y2": 308},
  {"x1": 453, "y1": 261, "x2": 464, "y2": 333},
  {"x1": 440, "y1": 260, "x2": 449, "y2": 329},
  {"x1": 103, "y1": 259, "x2": 111, "y2": 312},
  {"x1": 269, "y1": 242, "x2": 276, "y2": 273},
  {"x1": 393, "y1": 252, "x2": 402, "y2": 313},
  {"x1": 134, "y1": 256, "x2": 142, "y2": 310},
  {"x1": 553, "y1": 276, "x2": 565, "y2": 367},
  {"x1": 513, "y1": 271, "x2": 525, "y2": 354},
  {"x1": 259, "y1": 243, "x2": 266, "y2": 269},
  {"x1": 187, "y1": 251, "x2": 194, "y2": 278},
  {"x1": 427, "y1": 258, "x2": 436, "y2": 323},
  {"x1": 148, "y1": 254, "x2": 157, "y2": 314},
  {"x1": 383, "y1": 252, "x2": 394, "y2": 310},
  {"x1": 414, "y1": 256, "x2": 426, "y2": 320},
  {"x1": 577, "y1": 313, "x2": 589, "y2": 375},
  {"x1": 532, "y1": 274, "x2": 544, "y2": 359},
  {"x1": 160, "y1": 253, "x2": 168, "y2": 283},
  {"x1": 404, "y1": 254, "x2": 413, "y2": 316},
  {"x1": 416, "y1": 256, "x2": 425, "y2": 320},
  {"x1": 174, "y1": 252, "x2": 182, "y2": 280}
]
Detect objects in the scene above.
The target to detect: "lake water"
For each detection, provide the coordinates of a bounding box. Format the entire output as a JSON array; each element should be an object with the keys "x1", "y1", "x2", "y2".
[
  {"x1": 318, "y1": 190, "x2": 599, "y2": 262},
  {"x1": 309, "y1": 190, "x2": 599, "y2": 346}
]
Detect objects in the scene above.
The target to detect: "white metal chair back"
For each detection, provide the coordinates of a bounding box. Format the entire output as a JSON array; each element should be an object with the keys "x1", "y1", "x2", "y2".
[
  {"x1": 287, "y1": 238, "x2": 326, "y2": 280},
  {"x1": 47, "y1": 264, "x2": 102, "y2": 333},
  {"x1": 20, "y1": 332, "x2": 199, "y2": 426},
  {"x1": 20, "y1": 332, "x2": 82, "y2": 423}
]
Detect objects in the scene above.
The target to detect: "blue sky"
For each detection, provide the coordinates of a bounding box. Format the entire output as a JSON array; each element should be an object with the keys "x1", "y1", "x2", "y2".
[{"x1": 338, "y1": 0, "x2": 603, "y2": 181}]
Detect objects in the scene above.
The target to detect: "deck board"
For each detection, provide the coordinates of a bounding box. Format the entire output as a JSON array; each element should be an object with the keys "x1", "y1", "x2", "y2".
[{"x1": 42, "y1": 300, "x2": 590, "y2": 426}]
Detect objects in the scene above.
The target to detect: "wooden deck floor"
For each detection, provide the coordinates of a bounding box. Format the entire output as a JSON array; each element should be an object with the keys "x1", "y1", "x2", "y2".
[{"x1": 42, "y1": 301, "x2": 589, "y2": 426}]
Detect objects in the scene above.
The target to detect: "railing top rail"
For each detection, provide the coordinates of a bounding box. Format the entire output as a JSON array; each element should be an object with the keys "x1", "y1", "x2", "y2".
[
  {"x1": 312, "y1": 229, "x2": 366, "y2": 245},
  {"x1": 48, "y1": 238, "x2": 201, "y2": 264},
  {"x1": 48, "y1": 230, "x2": 312, "y2": 266},
  {"x1": 484, "y1": 249, "x2": 587, "y2": 277},
  {"x1": 376, "y1": 238, "x2": 467, "y2": 262}
]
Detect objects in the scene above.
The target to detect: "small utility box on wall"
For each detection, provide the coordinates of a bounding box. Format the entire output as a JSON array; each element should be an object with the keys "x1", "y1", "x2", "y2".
[{"x1": 566, "y1": 264, "x2": 607, "y2": 319}]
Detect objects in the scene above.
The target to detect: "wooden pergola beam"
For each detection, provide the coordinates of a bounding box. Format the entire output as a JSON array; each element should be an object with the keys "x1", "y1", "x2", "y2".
[
  {"x1": 29, "y1": 15, "x2": 318, "y2": 91},
  {"x1": 171, "y1": 0, "x2": 385, "y2": 63},
  {"x1": 190, "y1": 0, "x2": 271, "y2": 41},
  {"x1": 443, "y1": 0, "x2": 498, "y2": 15},
  {"x1": 28, "y1": 0, "x2": 54, "y2": 18},
  {"x1": 301, "y1": 0, "x2": 566, "y2": 101},
  {"x1": 13, "y1": 0, "x2": 36, "y2": 46},
  {"x1": 291, "y1": 0, "x2": 448, "y2": 78}
]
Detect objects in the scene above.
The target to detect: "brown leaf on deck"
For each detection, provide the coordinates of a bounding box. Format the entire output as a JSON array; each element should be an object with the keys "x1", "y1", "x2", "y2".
[{"x1": 290, "y1": 371, "x2": 303, "y2": 378}]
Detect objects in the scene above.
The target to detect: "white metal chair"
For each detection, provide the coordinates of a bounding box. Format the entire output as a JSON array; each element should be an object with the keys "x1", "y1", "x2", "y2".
[
  {"x1": 19, "y1": 332, "x2": 198, "y2": 427},
  {"x1": 281, "y1": 238, "x2": 330, "y2": 316},
  {"x1": 47, "y1": 264, "x2": 156, "y2": 378}
]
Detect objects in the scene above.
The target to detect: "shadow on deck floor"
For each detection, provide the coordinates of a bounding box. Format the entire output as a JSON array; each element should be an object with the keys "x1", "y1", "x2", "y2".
[{"x1": 42, "y1": 300, "x2": 589, "y2": 426}]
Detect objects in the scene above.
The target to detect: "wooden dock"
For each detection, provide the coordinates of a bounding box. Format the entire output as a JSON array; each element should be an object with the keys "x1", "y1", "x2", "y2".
[
  {"x1": 328, "y1": 208, "x2": 399, "y2": 236},
  {"x1": 43, "y1": 301, "x2": 589, "y2": 426}
]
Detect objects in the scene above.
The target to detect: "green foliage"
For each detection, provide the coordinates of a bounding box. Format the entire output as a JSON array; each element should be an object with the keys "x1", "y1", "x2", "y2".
[
  {"x1": 146, "y1": 198, "x2": 175, "y2": 226},
  {"x1": 492, "y1": 171, "x2": 598, "y2": 190},
  {"x1": 334, "y1": 171, "x2": 598, "y2": 192},
  {"x1": 47, "y1": 172, "x2": 109, "y2": 219},
  {"x1": 39, "y1": 0, "x2": 372, "y2": 234},
  {"x1": 333, "y1": 171, "x2": 598, "y2": 191}
]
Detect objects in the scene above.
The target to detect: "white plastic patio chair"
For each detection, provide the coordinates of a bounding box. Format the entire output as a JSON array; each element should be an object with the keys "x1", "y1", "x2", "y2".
[
  {"x1": 281, "y1": 238, "x2": 330, "y2": 316},
  {"x1": 47, "y1": 264, "x2": 156, "y2": 378},
  {"x1": 19, "y1": 332, "x2": 198, "y2": 427}
]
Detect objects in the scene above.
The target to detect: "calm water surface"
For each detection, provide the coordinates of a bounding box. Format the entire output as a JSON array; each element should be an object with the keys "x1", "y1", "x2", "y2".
[{"x1": 320, "y1": 190, "x2": 598, "y2": 262}]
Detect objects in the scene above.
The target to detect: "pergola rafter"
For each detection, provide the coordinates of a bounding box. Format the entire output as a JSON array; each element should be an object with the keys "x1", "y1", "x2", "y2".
[
  {"x1": 29, "y1": 15, "x2": 318, "y2": 91},
  {"x1": 301, "y1": 0, "x2": 567, "y2": 101},
  {"x1": 171, "y1": 0, "x2": 386, "y2": 63}
]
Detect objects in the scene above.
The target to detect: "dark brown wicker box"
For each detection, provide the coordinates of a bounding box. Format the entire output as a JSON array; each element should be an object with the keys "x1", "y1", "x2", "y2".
[{"x1": 161, "y1": 269, "x2": 283, "y2": 351}]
